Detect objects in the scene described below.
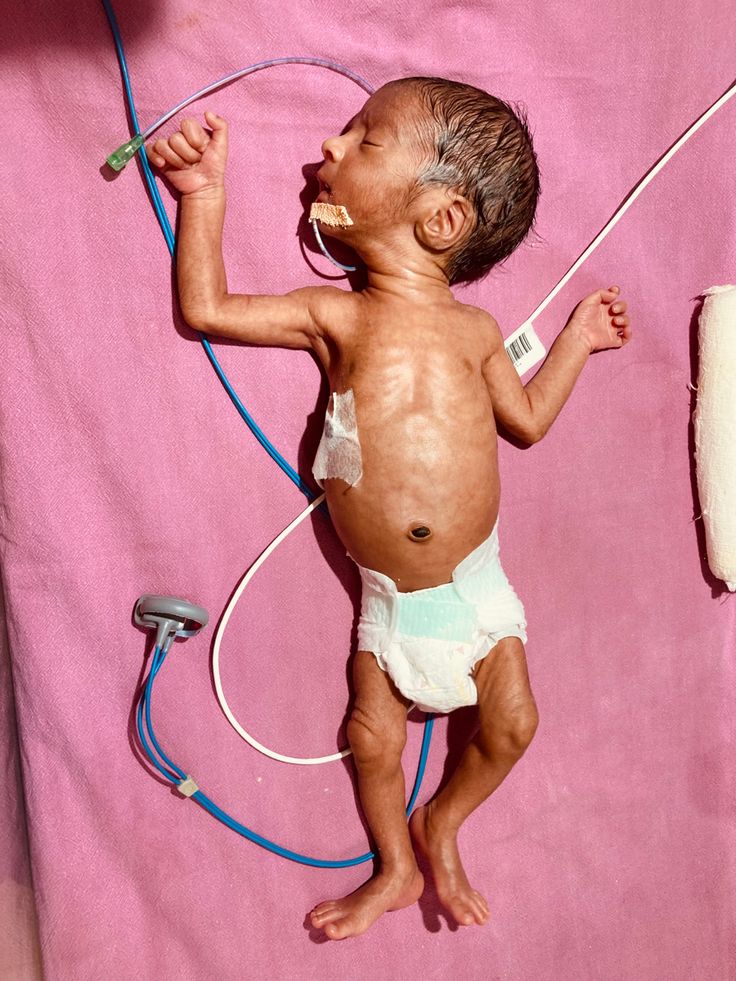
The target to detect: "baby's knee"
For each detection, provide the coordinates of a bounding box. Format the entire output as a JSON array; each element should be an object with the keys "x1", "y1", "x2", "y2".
[
  {"x1": 480, "y1": 698, "x2": 539, "y2": 759},
  {"x1": 347, "y1": 705, "x2": 406, "y2": 767}
]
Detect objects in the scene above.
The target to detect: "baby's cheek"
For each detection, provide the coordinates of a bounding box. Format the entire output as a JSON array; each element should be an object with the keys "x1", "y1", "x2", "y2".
[{"x1": 362, "y1": 186, "x2": 409, "y2": 227}]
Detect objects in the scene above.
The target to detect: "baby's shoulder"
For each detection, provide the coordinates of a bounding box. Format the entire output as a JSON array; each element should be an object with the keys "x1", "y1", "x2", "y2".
[
  {"x1": 301, "y1": 285, "x2": 361, "y2": 336},
  {"x1": 455, "y1": 301, "x2": 504, "y2": 351}
]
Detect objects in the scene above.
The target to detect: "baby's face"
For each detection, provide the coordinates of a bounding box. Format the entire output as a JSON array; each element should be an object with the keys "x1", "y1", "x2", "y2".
[{"x1": 315, "y1": 83, "x2": 429, "y2": 236}]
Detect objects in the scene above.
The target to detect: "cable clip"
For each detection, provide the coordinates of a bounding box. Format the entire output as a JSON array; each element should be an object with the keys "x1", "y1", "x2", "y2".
[{"x1": 177, "y1": 776, "x2": 199, "y2": 798}]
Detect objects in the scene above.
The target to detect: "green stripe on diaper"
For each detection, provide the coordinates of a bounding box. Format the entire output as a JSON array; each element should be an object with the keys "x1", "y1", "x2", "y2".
[{"x1": 395, "y1": 585, "x2": 477, "y2": 643}]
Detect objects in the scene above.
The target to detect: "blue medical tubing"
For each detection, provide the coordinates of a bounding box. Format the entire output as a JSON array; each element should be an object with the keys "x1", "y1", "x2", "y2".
[
  {"x1": 136, "y1": 645, "x2": 436, "y2": 868},
  {"x1": 136, "y1": 654, "x2": 180, "y2": 782},
  {"x1": 104, "y1": 0, "x2": 435, "y2": 865},
  {"x1": 102, "y1": 0, "x2": 311, "y2": 497},
  {"x1": 142, "y1": 650, "x2": 186, "y2": 781}
]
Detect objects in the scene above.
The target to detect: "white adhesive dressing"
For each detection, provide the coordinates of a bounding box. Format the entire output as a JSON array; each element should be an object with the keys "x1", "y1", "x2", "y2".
[
  {"x1": 693, "y1": 285, "x2": 736, "y2": 591},
  {"x1": 312, "y1": 388, "x2": 363, "y2": 487}
]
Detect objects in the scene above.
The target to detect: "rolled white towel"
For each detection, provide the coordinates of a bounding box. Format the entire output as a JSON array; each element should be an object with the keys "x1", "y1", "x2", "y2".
[{"x1": 693, "y1": 284, "x2": 736, "y2": 590}]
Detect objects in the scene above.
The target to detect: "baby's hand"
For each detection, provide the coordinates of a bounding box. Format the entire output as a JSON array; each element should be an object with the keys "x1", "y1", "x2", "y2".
[
  {"x1": 566, "y1": 286, "x2": 632, "y2": 353},
  {"x1": 146, "y1": 111, "x2": 228, "y2": 197}
]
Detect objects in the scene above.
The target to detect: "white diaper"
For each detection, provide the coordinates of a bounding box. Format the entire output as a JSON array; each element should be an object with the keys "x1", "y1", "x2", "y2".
[
  {"x1": 313, "y1": 389, "x2": 363, "y2": 487},
  {"x1": 355, "y1": 524, "x2": 527, "y2": 713}
]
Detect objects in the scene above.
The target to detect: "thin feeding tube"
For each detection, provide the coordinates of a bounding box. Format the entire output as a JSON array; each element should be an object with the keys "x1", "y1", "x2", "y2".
[
  {"x1": 311, "y1": 219, "x2": 357, "y2": 272},
  {"x1": 139, "y1": 58, "x2": 374, "y2": 141}
]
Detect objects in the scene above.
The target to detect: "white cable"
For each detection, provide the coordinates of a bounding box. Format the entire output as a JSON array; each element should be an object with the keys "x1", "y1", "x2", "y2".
[
  {"x1": 523, "y1": 78, "x2": 736, "y2": 329},
  {"x1": 212, "y1": 492, "x2": 355, "y2": 764}
]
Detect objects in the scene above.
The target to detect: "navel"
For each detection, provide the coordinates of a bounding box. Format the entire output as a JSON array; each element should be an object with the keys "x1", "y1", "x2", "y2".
[{"x1": 407, "y1": 524, "x2": 433, "y2": 542}]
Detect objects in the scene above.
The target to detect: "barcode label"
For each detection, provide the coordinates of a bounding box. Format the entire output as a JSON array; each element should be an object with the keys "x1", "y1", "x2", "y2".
[{"x1": 504, "y1": 321, "x2": 545, "y2": 376}]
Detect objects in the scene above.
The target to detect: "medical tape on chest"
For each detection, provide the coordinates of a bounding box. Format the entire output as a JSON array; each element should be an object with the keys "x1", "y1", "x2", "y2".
[{"x1": 312, "y1": 388, "x2": 363, "y2": 486}]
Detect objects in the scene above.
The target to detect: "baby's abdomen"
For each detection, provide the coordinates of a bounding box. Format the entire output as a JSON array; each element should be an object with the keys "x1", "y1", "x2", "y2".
[{"x1": 324, "y1": 413, "x2": 500, "y2": 591}]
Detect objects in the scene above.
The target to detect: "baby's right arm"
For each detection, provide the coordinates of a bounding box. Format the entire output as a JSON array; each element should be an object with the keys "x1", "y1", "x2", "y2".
[{"x1": 147, "y1": 113, "x2": 343, "y2": 353}]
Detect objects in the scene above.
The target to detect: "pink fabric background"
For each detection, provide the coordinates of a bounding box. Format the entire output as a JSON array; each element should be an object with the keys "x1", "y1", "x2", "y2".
[{"x1": 2, "y1": 0, "x2": 735, "y2": 978}]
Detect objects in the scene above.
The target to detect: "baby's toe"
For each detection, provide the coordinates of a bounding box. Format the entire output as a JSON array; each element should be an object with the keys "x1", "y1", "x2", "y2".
[
  {"x1": 472, "y1": 892, "x2": 491, "y2": 923},
  {"x1": 311, "y1": 901, "x2": 339, "y2": 920}
]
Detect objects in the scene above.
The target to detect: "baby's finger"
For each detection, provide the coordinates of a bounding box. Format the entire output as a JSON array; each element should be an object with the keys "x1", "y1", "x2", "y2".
[
  {"x1": 151, "y1": 138, "x2": 189, "y2": 169},
  {"x1": 169, "y1": 130, "x2": 203, "y2": 164},
  {"x1": 204, "y1": 111, "x2": 229, "y2": 150},
  {"x1": 145, "y1": 143, "x2": 166, "y2": 168},
  {"x1": 181, "y1": 117, "x2": 210, "y2": 152}
]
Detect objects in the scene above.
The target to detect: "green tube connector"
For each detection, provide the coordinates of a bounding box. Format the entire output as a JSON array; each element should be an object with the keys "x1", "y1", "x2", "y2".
[{"x1": 106, "y1": 133, "x2": 145, "y2": 172}]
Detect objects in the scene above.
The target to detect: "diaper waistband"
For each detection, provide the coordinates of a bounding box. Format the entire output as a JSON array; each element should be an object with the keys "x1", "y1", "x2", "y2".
[
  {"x1": 354, "y1": 523, "x2": 519, "y2": 640},
  {"x1": 355, "y1": 523, "x2": 505, "y2": 600}
]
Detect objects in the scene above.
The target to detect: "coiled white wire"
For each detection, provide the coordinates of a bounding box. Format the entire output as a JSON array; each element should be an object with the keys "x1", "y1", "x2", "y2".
[{"x1": 210, "y1": 492, "x2": 355, "y2": 764}]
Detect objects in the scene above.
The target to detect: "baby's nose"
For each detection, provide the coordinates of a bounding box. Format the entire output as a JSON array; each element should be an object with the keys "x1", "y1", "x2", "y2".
[{"x1": 321, "y1": 135, "x2": 344, "y2": 162}]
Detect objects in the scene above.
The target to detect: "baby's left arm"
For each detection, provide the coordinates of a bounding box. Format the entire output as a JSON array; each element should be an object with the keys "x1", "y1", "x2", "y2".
[{"x1": 482, "y1": 286, "x2": 631, "y2": 444}]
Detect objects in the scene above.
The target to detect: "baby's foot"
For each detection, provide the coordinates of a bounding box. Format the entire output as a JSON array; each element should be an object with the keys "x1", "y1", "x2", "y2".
[
  {"x1": 409, "y1": 804, "x2": 490, "y2": 926},
  {"x1": 310, "y1": 866, "x2": 424, "y2": 940}
]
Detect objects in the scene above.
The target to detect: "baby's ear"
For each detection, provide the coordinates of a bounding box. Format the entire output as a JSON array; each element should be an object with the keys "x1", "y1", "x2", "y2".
[{"x1": 415, "y1": 189, "x2": 474, "y2": 252}]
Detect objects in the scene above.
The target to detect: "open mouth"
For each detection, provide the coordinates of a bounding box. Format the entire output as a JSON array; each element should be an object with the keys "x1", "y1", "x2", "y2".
[
  {"x1": 312, "y1": 171, "x2": 352, "y2": 224},
  {"x1": 316, "y1": 171, "x2": 333, "y2": 201}
]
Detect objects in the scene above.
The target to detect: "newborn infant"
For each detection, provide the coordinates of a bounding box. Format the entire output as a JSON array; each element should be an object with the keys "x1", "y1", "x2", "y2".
[{"x1": 147, "y1": 76, "x2": 631, "y2": 940}]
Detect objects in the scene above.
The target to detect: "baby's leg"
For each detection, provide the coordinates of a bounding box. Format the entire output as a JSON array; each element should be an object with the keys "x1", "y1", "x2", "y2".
[
  {"x1": 410, "y1": 636, "x2": 538, "y2": 926},
  {"x1": 309, "y1": 651, "x2": 424, "y2": 940}
]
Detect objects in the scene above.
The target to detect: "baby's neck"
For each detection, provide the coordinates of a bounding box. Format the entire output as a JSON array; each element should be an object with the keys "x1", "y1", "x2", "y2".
[
  {"x1": 354, "y1": 238, "x2": 455, "y2": 304},
  {"x1": 362, "y1": 266, "x2": 456, "y2": 305}
]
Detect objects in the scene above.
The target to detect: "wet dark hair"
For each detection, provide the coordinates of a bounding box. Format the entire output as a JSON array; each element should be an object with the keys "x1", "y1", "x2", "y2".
[{"x1": 390, "y1": 77, "x2": 540, "y2": 286}]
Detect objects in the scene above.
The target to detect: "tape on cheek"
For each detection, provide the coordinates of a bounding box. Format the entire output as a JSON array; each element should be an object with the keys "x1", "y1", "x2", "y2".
[{"x1": 310, "y1": 202, "x2": 354, "y2": 227}]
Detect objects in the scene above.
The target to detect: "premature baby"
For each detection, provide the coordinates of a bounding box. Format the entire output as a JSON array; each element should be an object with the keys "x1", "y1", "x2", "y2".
[{"x1": 147, "y1": 76, "x2": 631, "y2": 939}]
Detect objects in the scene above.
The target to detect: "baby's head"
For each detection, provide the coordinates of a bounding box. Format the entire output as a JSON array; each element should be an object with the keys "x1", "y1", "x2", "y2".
[
  {"x1": 316, "y1": 77, "x2": 540, "y2": 285},
  {"x1": 402, "y1": 77, "x2": 539, "y2": 284}
]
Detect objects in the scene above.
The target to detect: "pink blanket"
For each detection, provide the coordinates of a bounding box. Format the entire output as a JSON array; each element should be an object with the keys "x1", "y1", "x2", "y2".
[{"x1": 3, "y1": 0, "x2": 734, "y2": 977}]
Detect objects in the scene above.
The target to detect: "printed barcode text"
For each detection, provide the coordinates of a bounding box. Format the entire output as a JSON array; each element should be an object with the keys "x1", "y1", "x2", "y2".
[{"x1": 508, "y1": 332, "x2": 532, "y2": 363}]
